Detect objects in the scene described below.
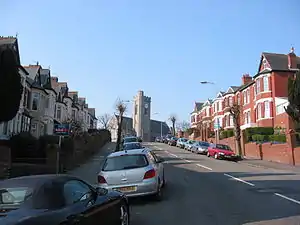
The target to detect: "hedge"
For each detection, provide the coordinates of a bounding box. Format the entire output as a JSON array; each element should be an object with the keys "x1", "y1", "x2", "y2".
[
  {"x1": 220, "y1": 129, "x2": 234, "y2": 139},
  {"x1": 245, "y1": 127, "x2": 274, "y2": 142}
]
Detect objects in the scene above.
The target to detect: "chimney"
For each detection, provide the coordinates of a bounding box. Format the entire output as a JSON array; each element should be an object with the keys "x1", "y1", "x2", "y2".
[
  {"x1": 288, "y1": 47, "x2": 296, "y2": 69},
  {"x1": 241, "y1": 74, "x2": 252, "y2": 85}
]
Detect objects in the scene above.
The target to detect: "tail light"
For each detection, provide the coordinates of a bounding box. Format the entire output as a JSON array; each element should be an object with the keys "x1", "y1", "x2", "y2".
[
  {"x1": 98, "y1": 175, "x2": 107, "y2": 184},
  {"x1": 143, "y1": 169, "x2": 156, "y2": 179}
]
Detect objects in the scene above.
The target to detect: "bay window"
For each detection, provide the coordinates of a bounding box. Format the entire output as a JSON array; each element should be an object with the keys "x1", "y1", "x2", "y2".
[
  {"x1": 257, "y1": 103, "x2": 262, "y2": 119},
  {"x1": 256, "y1": 79, "x2": 260, "y2": 94},
  {"x1": 264, "y1": 101, "x2": 270, "y2": 118},
  {"x1": 263, "y1": 76, "x2": 269, "y2": 92},
  {"x1": 32, "y1": 92, "x2": 40, "y2": 110}
]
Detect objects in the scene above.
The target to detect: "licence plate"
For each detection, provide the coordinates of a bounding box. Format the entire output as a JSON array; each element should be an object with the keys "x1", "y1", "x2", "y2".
[{"x1": 114, "y1": 186, "x2": 137, "y2": 193}]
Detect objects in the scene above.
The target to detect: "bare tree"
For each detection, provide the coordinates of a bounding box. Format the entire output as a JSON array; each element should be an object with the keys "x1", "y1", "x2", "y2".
[
  {"x1": 63, "y1": 118, "x2": 83, "y2": 137},
  {"x1": 169, "y1": 114, "x2": 177, "y2": 136},
  {"x1": 98, "y1": 113, "x2": 112, "y2": 130},
  {"x1": 229, "y1": 103, "x2": 242, "y2": 157},
  {"x1": 176, "y1": 120, "x2": 190, "y2": 132},
  {"x1": 115, "y1": 99, "x2": 127, "y2": 151}
]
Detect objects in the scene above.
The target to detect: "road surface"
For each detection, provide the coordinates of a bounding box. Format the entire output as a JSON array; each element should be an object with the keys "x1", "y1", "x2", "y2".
[{"x1": 70, "y1": 142, "x2": 300, "y2": 225}]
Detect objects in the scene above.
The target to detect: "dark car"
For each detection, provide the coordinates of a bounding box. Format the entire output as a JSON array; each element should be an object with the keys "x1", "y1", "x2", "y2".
[
  {"x1": 164, "y1": 135, "x2": 173, "y2": 144},
  {"x1": 122, "y1": 136, "x2": 139, "y2": 144},
  {"x1": 168, "y1": 137, "x2": 178, "y2": 146},
  {"x1": 0, "y1": 174, "x2": 130, "y2": 225},
  {"x1": 123, "y1": 142, "x2": 144, "y2": 150}
]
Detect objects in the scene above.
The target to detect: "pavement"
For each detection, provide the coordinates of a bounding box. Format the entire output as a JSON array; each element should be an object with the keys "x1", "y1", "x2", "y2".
[{"x1": 69, "y1": 142, "x2": 300, "y2": 225}]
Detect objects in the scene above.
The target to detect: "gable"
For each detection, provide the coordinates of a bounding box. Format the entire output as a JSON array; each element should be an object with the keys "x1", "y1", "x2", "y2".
[
  {"x1": 216, "y1": 92, "x2": 223, "y2": 98},
  {"x1": 258, "y1": 55, "x2": 271, "y2": 72}
]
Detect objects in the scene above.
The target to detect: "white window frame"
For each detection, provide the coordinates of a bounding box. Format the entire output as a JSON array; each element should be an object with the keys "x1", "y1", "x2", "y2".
[
  {"x1": 247, "y1": 89, "x2": 250, "y2": 103},
  {"x1": 257, "y1": 103, "x2": 262, "y2": 119},
  {"x1": 256, "y1": 79, "x2": 260, "y2": 94},
  {"x1": 218, "y1": 101, "x2": 222, "y2": 112},
  {"x1": 264, "y1": 101, "x2": 270, "y2": 118},
  {"x1": 229, "y1": 97, "x2": 233, "y2": 107},
  {"x1": 247, "y1": 111, "x2": 251, "y2": 124},
  {"x1": 32, "y1": 92, "x2": 40, "y2": 111},
  {"x1": 263, "y1": 76, "x2": 269, "y2": 92},
  {"x1": 243, "y1": 92, "x2": 247, "y2": 105},
  {"x1": 230, "y1": 115, "x2": 233, "y2": 126}
]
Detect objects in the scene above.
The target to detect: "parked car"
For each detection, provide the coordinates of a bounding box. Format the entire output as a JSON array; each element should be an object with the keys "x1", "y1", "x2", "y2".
[
  {"x1": 176, "y1": 138, "x2": 188, "y2": 148},
  {"x1": 191, "y1": 141, "x2": 210, "y2": 154},
  {"x1": 184, "y1": 140, "x2": 195, "y2": 151},
  {"x1": 123, "y1": 142, "x2": 144, "y2": 151},
  {"x1": 155, "y1": 137, "x2": 161, "y2": 142},
  {"x1": 207, "y1": 144, "x2": 237, "y2": 160},
  {"x1": 122, "y1": 136, "x2": 139, "y2": 144},
  {"x1": 98, "y1": 148, "x2": 165, "y2": 200},
  {"x1": 0, "y1": 174, "x2": 130, "y2": 225},
  {"x1": 168, "y1": 137, "x2": 178, "y2": 146},
  {"x1": 164, "y1": 135, "x2": 173, "y2": 144}
]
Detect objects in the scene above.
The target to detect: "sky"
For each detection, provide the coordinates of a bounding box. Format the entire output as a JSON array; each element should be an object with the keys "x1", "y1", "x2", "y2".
[{"x1": 1, "y1": 0, "x2": 300, "y2": 125}]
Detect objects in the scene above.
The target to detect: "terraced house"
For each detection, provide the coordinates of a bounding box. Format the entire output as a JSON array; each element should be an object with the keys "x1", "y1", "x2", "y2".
[
  {"x1": 0, "y1": 36, "x2": 97, "y2": 138},
  {"x1": 190, "y1": 48, "x2": 300, "y2": 141}
]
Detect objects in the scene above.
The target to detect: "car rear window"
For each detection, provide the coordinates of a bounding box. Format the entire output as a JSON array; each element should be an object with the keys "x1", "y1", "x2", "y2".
[
  {"x1": 200, "y1": 142, "x2": 209, "y2": 147},
  {"x1": 216, "y1": 144, "x2": 232, "y2": 151},
  {"x1": 123, "y1": 143, "x2": 142, "y2": 150},
  {"x1": 124, "y1": 137, "x2": 138, "y2": 143},
  {"x1": 0, "y1": 187, "x2": 33, "y2": 206},
  {"x1": 182, "y1": 139, "x2": 188, "y2": 142},
  {"x1": 102, "y1": 155, "x2": 148, "y2": 171}
]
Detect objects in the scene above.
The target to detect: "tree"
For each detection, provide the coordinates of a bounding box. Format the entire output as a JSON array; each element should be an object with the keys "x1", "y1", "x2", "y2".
[
  {"x1": 115, "y1": 99, "x2": 127, "y2": 151},
  {"x1": 63, "y1": 118, "x2": 83, "y2": 137},
  {"x1": 176, "y1": 120, "x2": 190, "y2": 132},
  {"x1": 98, "y1": 113, "x2": 112, "y2": 130},
  {"x1": 285, "y1": 70, "x2": 300, "y2": 125},
  {"x1": 169, "y1": 114, "x2": 177, "y2": 136},
  {"x1": 229, "y1": 103, "x2": 242, "y2": 157},
  {"x1": 0, "y1": 46, "x2": 23, "y2": 123}
]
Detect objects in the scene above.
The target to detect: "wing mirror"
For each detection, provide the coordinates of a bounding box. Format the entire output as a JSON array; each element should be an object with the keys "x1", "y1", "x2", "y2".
[{"x1": 95, "y1": 187, "x2": 108, "y2": 196}]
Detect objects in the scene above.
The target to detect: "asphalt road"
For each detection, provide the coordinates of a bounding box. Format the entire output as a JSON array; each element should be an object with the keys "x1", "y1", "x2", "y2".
[{"x1": 70, "y1": 142, "x2": 300, "y2": 225}]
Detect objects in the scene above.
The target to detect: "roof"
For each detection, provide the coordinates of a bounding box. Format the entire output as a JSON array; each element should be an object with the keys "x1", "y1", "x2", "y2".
[
  {"x1": 108, "y1": 149, "x2": 149, "y2": 157},
  {"x1": 0, "y1": 174, "x2": 73, "y2": 188},
  {"x1": 191, "y1": 102, "x2": 204, "y2": 114},
  {"x1": 123, "y1": 141, "x2": 141, "y2": 145},
  {"x1": 261, "y1": 52, "x2": 300, "y2": 71},
  {"x1": 0, "y1": 36, "x2": 16, "y2": 45}
]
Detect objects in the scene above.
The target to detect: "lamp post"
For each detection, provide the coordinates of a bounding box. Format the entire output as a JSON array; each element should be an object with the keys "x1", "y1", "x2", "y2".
[{"x1": 200, "y1": 81, "x2": 220, "y2": 144}]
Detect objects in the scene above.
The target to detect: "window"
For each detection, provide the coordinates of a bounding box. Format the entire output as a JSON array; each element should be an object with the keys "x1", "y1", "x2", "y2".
[
  {"x1": 230, "y1": 115, "x2": 233, "y2": 126},
  {"x1": 243, "y1": 92, "x2": 246, "y2": 104},
  {"x1": 253, "y1": 85, "x2": 256, "y2": 99},
  {"x1": 256, "y1": 79, "x2": 260, "y2": 94},
  {"x1": 63, "y1": 180, "x2": 92, "y2": 205},
  {"x1": 263, "y1": 76, "x2": 269, "y2": 92},
  {"x1": 237, "y1": 94, "x2": 240, "y2": 105},
  {"x1": 31, "y1": 123, "x2": 37, "y2": 132},
  {"x1": 72, "y1": 109, "x2": 76, "y2": 120},
  {"x1": 206, "y1": 107, "x2": 209, "y2": 116},
  {"x1": 264, "y1": 101, "x2": 270, "y2": 118},
  {"x1": 0, "y1": 187, "x2": 33, "y2": 206},
  {"x1": 102, "y1": 155, "x2": 148, "y2": 171},
  {"x1": 247, "y1": 89, "x2": 250, "y2": 103},
  {"x1": 57, "y1": 105, "x2": 62, "y2": 119},
  {"x1": 257, "y1": 104, "x2": 262, "y2": 119},
  {"x1": 218, "y1": 101, "x2": 222, "y2": 111},
  {"x1": 32, "y1": 93, "x2": 40, "y2": 110},
  {"x1": 276, "y1": 103, "x2": 287, "y2": 115},
  {"x1": 229, "y1": 97, "x2": 233, "y2": 106},
  {"x1": 144, "y1": 107, "x2": 148, "y2": 115},
  {"x1": 134, "y1": 104, "x2": 137, "y2": 115}
]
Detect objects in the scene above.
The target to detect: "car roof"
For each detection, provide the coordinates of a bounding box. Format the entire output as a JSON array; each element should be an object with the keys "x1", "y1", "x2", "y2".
[
  {"x1": 123, "y1": 136, "x2": 137, "y2": 139},
  {"x1": 108, "y1": 149, "x2": 149, "y2": 158},
  {"x1": 123, "y1": 141, "x2": 140, "y2": 145},
  {"x1": 0, "y1": 174, "x2": 75, "y2": 188}
]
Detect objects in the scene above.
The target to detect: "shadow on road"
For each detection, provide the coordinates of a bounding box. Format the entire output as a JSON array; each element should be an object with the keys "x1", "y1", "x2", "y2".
[{"x1": 130, "y1": 150, "x2": 300, "y2": 225}]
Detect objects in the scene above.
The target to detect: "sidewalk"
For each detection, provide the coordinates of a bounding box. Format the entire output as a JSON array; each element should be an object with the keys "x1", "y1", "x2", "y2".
[
  {"x1": 68, "y1": 142, "x2": 115, "y2": 184},
  {"x1": 239, "y1": 157, "x2": 300, "y2": 173}
]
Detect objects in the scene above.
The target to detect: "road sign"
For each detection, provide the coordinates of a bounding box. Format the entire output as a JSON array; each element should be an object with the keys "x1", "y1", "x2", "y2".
[{"x1": 54, "y1": 123, "x2": 70, "y2": 136}]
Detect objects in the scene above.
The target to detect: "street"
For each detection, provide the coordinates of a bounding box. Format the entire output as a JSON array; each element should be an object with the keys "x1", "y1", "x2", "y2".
[{"x1": 71, "y1": 142, "x2": 300, "y2": 225}]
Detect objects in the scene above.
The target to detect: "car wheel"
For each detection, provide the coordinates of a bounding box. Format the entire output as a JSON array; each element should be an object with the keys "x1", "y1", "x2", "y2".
[
  {"x1": 207, "y1": 152, "x2": 210, "y2": 157},
  {"x1": 120, "y1": 204, "x2": 129, "y2": 225},
  {"x1": 153, "y1": 179, "x2": 163, "y2": 201},
  {"x1": 214, "y1": 153, "x2": 219, "y2": 159}
]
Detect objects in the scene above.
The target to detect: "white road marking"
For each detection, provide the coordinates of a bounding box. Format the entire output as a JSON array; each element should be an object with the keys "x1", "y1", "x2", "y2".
[
  {"x1": 274, "y1": 193, "x2": 300, "y2": 205},
  {"x1": 224, "y1": 173, "x2": 255, "y2": 186},
  {"x1": 184, "y1": 159, "x2": 191, "y2": 163},
  {"x1": 196, "y1": 163, "x2": 212, "y2": 171},
  {"x1": 169, "y1": 153, "x2": 178, "y2": 158}
]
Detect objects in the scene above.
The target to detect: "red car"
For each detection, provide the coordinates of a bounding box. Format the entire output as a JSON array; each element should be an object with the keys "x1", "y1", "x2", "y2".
[{"x1": 207, "y1": 144, "x2": 237, "y2": 160}]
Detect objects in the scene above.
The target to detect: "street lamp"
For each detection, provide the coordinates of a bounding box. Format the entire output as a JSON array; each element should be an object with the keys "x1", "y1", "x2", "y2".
[
  {"x1": 200, "y1": 81, "x2": 220, "y2": 144},
  {"x1": 152, "y1": 112, "x2": 163, "y2": 139}
]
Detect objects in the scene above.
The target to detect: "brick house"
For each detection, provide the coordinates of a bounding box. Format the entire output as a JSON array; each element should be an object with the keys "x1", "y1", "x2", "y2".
[{"x1": 190, "y1": 48, "x2": 300, "y2": 141}]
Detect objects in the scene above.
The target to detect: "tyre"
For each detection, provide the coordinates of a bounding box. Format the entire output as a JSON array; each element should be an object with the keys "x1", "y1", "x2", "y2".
[
  {"x1": 153, "y1": 179, "x2": 163, "y2": 201},
  {"x1": 207, "y1": 152, "x2": 210, "y2": 157},
  {"x1": 214, "y1": 153, "x2": 219, "y2": 159},
  {"x1": 119, "y1": 203, "x2": 130, "y2": 225}
]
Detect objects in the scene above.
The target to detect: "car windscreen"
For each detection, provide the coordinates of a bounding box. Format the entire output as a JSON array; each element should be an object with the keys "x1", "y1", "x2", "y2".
[
  {"x1": 200, "y1": 142, "x2": 209, "y2": 147},
  {"x1": 216, "y1": 144, "x2": 232, "y2": 151},
  {"x1": 123, "y1": 143, "x2": 142, "y2": 150},
  {"x1": 182, "y1": 139, "x2": 188, "y2": 142},
  {"x1": 124, "y1": 137, "x2": 138, "y2": 143},
  {"x1": 102, "y1": 155, "x2": 148, "y2": 171},
  {"x1": 0, "y1": 187, "x2": 33, "y2": 207}
]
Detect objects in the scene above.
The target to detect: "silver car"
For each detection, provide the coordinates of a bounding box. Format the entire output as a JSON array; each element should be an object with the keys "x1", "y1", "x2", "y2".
[
  {"x1": 97, "y1": 149, "x2": 165, "y2": 200},
  {"x1": 184, "y1": 140, "x2": 195, "y2": 150},
  {"x1": 191, "y1": 141, "x2": 210, "y2": 154}
]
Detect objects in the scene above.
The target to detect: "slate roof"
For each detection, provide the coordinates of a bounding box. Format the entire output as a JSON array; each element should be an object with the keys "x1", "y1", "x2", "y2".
[
  {"x1": 0, "y1": 37, "x2": 16, "y2": 45},
  {"x1": 191, "y1": 102, "x2": 204, "y2": 114},
  {"x1": 261, "y1": 52, "x2": 300, "y2": 71}
]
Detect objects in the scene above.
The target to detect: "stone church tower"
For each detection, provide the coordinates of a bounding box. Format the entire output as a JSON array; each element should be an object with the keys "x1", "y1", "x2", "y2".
[{"x1": 133, "y1": 90, "x2": 151, "y2": 142}]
